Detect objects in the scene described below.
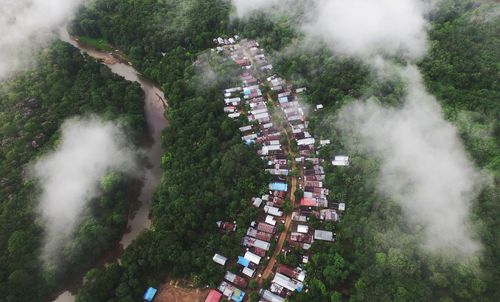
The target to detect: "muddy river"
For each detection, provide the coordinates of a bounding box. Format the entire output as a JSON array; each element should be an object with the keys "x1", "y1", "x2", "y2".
[{"x1": 54, "y1": 28, "x2": 167, "y2": 302}]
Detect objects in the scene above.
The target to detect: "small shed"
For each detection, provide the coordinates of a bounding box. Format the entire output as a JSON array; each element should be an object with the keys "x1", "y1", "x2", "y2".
[
  {"x1": 143, "y1": 287, "x2": 157, "y2": 302},
  {"x1": 213, "y1": 253, "x2": 228, "y2": 266},
  {"x1": 252, "y1": 197, "x2": 263, "y2": 207}
]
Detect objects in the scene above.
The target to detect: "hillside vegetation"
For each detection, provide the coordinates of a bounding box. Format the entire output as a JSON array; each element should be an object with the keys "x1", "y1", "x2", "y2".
[
  {"x1": 1, "y1": 0, "x2": 497, "y2": 301},
  {"x1": 0, "y1": 41, "x2": 145, "y2": 301}
]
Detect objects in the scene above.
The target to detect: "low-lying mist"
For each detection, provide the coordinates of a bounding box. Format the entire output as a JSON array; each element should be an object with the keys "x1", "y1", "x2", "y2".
[
  {"x1": 0, "y1": 0, "x2": 84, "y2": 80},
  {"x1": 32, "y1": 116, "x2": 136, "y2": 265},
  {"x1": 336, "y1": 66, "x2": 484, "y2": 258}
]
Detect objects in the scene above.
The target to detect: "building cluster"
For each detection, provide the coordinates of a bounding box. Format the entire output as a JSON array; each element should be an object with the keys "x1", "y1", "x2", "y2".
[{"x1": 204, "y1": 37, "x2": 347, "y2": 302}]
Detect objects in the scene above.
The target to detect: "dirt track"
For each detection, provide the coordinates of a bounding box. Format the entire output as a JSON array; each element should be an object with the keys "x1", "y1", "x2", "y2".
[
  {"x1": 259, "y1": 95, "x2": 298, "y2": 282},
  {"x1": 155, "y1": 280, "x2": 209, "y2": 302}
]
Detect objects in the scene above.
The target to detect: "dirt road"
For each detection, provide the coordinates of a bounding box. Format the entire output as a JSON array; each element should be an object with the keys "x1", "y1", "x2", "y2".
[{"x1": 260, "y1": 94, "x2": 298, "y2": 282}]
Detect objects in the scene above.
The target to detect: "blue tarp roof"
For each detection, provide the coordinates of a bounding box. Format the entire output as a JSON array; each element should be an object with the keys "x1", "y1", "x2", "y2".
[
  {"x1": 278, "y1": 96, "x2": 289, "y2": 103},
  {"x1": 144, "y1": 287, "x2": 157, "y2": 302},
  {"x1": 237, "y1": 256, "x2": 250, "y2": 267},
  {"x1": 270, "y1": 182, "x2": 288, "y2": 192}
]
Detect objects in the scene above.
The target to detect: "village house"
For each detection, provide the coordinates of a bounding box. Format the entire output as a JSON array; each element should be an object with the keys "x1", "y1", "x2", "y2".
[
  {"x1": 314, "y1": 230, "x2": 335, "y2": 242},
  {"x1": 224, "y1": 271, "x2": 248, "y2": 288},
  {"x1": 257, "y1": 222, "x2": 276, "y2": 234},
  {"x1": 264, "y1": 205, "x2": 283, "y2": 217},
  {"x1": 276, "y1": 264, "x2": 307, "y2": 282},
  {"x1": 289, "y1": 232, "x2": 313, "y2": 244},
  {"x1": 242, "y1": 236, "x2": 271, "y2": 251},
  {"x1": 332, "y1": 155, "x2": 349, "y2": 166},
  {"x1": 247, "y1": 227, "x2": 272, "y2": 242},
  {"x1": 212, "y1": 253, "x2": 227, "y2": 266},
  {"x1": 272, "y1": 272, "x2": 304, "y2": 292},
  {"x1": 218, "y1": 281, "x2": 245, "y2": 302},
  {"x1": 260, "y1": 289, "x2": 285, "y2": 302}
]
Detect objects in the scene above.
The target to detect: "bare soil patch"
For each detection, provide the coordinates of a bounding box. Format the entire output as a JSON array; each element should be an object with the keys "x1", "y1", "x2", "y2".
[{"x1": 155, "y1": 280, "x2": 209, "y2": 302}]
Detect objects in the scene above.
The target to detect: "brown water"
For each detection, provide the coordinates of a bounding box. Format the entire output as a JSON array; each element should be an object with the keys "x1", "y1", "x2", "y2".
[{"x1": 54, "y1": 29, "x2": 168, "y2": 302}]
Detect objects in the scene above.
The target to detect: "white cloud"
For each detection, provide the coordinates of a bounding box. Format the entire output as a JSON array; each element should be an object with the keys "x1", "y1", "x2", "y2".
[
  {"x1": 0, "y1": 0, "x2": 84, "y2": 80},
  {"x1": 336, "y1": 66, "x2": 483, "y2": 257},
  {"x1": 32, "y1": 116, "x2": 136, "y2": 264},
  {"x1": 231, "y1": 0, "x2": 435, "y2": 60}
]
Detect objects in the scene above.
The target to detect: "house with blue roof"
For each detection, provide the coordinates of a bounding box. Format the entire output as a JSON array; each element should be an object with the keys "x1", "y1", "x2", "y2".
[
  {"x1": 237, "y1": 256, "x2": 250, "y2": 267},
  {"x1": 270, "y1": 182, "x2": 288, "y2": 192}
]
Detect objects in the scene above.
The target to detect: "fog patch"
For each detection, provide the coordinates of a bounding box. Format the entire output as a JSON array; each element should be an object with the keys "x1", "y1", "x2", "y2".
[
  {"x1": 32, "y1": 116, "x2": 136, "y2": 265},
  {"x1": 0, "y1": 0, "x2": 84, "y2": 80},
  {"x1": 231, "y1": 0, "x2": 438, "y2": 60},
  {"x1": 336, "y1": 65, "x2": 484, "y2": 258}
]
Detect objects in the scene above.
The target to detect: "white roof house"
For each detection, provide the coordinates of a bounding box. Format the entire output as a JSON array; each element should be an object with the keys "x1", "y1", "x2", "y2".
[
  {"x1": 272, "y1": 273, "x2": 304, "y2": 292},
  {"x1": 260, "y1": 290, "x2": 285, "y2": 302},
  {"x1": 296, "y1": 269, "x2": 307, "y2": 282},
  {"x1": 244, "y1": 251, "x2": 262, "y2": 265},
  {"x1": 297, "y1": 138, "x2": 315, "y2": 146},
  {"x1": 242, "y1": 267, "x2": 255, "y2": 278},
  {"x1": 228, "y1": 112, "x2": 241, "y2": 119},
  {"x1": 297, "y1": 225, "x2": 309, "y2": 234},
  {"x1": 224, "y1": 97, "x2": 241, "y2": 104},
  {"x1": 264, "y1": 205, "x2": 283, "y2": 217},
  {"x1": 253, "y1": 112, "x2": 269, "y2": 120},
  {"x1": 261, "y1": 145, "x2": 281, "y2": 155},
  {"x1": 252, "y1": 197, "x2": 263, "y2": 207},
  {"x1": 265, "y1": 215, "x2": 277, "y2": 226},
  {"x1": 242, "y1": 134, "x2": 258, "y2": 141},
  {"x1": 332, "y1": 155, "x2": 349, "y2": 166},
  {"x1": 225, "y1": 87, "x2": 242, "y2": 93},
  {"x1": 213, "y1": 253, "x2": 228, "y2": 266},
  {"x1": 339, "y1": 203, "x2": 346, "y2": 211},
  {"x1": 251, "y1": 108, "x2": 268, "y2": 115},
  {"x1": 242, "y1": 236, "x2": 271, "y2": 250},
  {"x1": 239, "y1": 125, "x2": 253, "y2": 132},
  {"x1": 314, "y1": 230, "x2": 334, "y2": 242}
]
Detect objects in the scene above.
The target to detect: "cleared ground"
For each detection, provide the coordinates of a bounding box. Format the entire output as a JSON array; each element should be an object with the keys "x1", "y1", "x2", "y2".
[{"x1": 155, "y1": 280, "x2": 209, "y2": 302}]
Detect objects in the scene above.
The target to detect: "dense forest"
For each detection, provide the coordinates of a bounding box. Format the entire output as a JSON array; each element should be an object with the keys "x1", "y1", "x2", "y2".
[
  {"x1": 0, "y1": 42, "x2": 146, "y2": 301},
  {"x1": 0, "y1": 0, "x2": 498, "y2": 301}
]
